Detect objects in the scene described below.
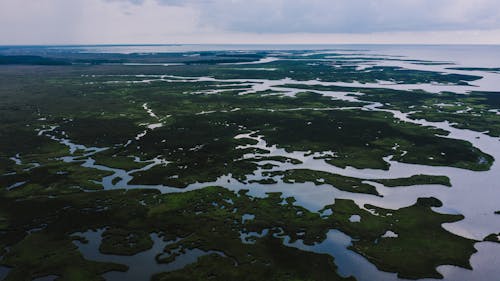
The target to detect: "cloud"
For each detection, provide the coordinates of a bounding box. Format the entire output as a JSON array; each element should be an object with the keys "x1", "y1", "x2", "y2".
[
  {"x1": 0, "y1": 0, "x2": 201, "y2": 44},
  {"x1": 185, "y1": 0, "x2": 500, "y2": 33},
  {"x1": 1, "y1": 0, "x2": 500, "y2": 44},
  {"x1": 104, "y1": 0, "x2": 145, "y2": 5},
  {"x1": 110, "y1": 0, "x2": 500, "y2": 33}
]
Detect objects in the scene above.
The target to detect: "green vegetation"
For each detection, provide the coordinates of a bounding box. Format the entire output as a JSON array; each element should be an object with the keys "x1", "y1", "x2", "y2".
[
  {"x1": 152, "y1": 241, "x2": 354, "y2": 281},
  {"x1": 1, "y1": 232, "x2": 128, "y2": 281},
  {"x1": 372, "y1": 174, "x2": 451, "y2": 187},
  {"x1": 448, "y1": 67, "x2": 500, "y2": 72},
  {"x1": 0, "y1": 162, "x2": 113, "y2": 195},
  {"x1": 99, "y1": 228, "x2": 154, "y2": 255},
  {"x1": 260, "y1": 170, "x2": 452, "y2": 196},
  {"x1": 0, "y1": 186, "x2": 357, "y2": 281},
  {"x1": 263, "y1": 169, "x2": 380, "y2": 196},
  {"x1": 281, "y1": 84, "x2": 500, "y2": 138},
  {"x1": 0, "y1": 55, "x2": 71, "y2": 65},
  {"x1": 0, "y1": 48, "x2": 496, "y2": 280},
  {"x1": 247, "y1": 109, "x2": 492, "y2": 171},
  {"x1": 245, "y1": 156, "x2": 303, "y2": 165},
  {"x1": 484, "y1": 233, "x2": 500, "y2": 243},
  {"x1": 248, "y1": 178, "x2": 278, "y2": 184},
  {"x1": 92, "y1": 151, "x2": 148, "y2": 171},
  {"x1": 322, "y1": 198, "x2": 476, "y2": 279},
  {"x1": 0, "y1": 184, "x2": 478, "y2": 281}
]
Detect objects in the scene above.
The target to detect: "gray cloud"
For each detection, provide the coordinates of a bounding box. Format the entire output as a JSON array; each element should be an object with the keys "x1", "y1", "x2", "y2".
[
  {"x1": 98, "y1": 0, "x2": 500, "y2": 33},
  {"x1": 2, "y1": 0, "x2": 500, "y2": 44},
  {"x1": 190, "y1": 0, "x2": 500, "y2": 33},
  {"x1": 108, "y1": 0, "x2": 499, "y2": 33},
  {"x1": 105, "y1": 0, "x2": 145, "y2": 5}
]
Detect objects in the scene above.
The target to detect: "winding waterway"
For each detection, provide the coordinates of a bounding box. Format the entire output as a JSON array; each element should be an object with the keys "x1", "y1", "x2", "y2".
[{"x1": 26, "y1": 47, "x2": 500, "y2": 281}]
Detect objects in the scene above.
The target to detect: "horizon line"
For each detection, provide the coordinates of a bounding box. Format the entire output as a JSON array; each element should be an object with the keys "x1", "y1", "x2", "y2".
[{"x1": 2, "y1": 43, "x2": 500, "y2": 47}]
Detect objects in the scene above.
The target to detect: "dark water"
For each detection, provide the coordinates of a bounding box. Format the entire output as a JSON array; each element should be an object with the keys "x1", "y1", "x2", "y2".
[
  {"x1": 74, "y1": 229, "x2": 225, "y2": 281},
  {"x1": 0, "y1": 266, "x2": 10, "y2": 280}
]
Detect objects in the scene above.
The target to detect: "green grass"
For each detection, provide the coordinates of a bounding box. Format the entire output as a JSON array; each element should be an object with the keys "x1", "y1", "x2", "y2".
[
  {"x1": 323, "y1": 197, "x2": 476, "y2": 279},
  {"x1": 372, "y1": 174, "x2": 451, "y2": 187},
  {"x1": 264, "y1": 169, "x2": 380, "y2": 196}
]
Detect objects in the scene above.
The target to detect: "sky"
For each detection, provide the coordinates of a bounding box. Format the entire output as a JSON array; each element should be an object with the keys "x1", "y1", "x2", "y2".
[{"x1": 1, "y1": 0, "x2": 500, "y2": 45}]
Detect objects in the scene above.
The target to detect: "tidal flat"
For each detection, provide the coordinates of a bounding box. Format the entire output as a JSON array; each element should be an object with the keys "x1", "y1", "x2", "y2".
[{"x1": 1, "y1": 45, "x2": 500, "y2": 281}]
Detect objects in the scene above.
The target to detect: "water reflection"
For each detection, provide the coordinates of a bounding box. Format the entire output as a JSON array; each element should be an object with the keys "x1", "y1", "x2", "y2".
[{"x1": 73, "y1": 229, "x2": 225, "y2": 281}]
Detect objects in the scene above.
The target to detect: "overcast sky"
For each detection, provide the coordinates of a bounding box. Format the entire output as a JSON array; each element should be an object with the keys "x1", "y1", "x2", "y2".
[{"x1": 1, "y1": 0, "x2": 500, "y2": 45}]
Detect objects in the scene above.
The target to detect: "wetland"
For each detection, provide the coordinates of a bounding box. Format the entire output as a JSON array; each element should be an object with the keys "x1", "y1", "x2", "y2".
[{"x1": 1, "y1": 45, "x2": 500, "y2": 281}]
